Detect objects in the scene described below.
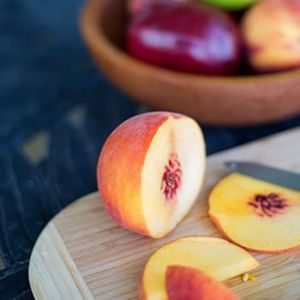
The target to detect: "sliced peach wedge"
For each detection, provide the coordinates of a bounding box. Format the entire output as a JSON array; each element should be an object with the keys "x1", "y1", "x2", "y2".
[
  {"x1": 97, "y1": 112, "x2": 205, "y2": 238},
  {"x1": 166, "y1": 265, "x2": 239, "y2": 300},
  {"x1": 141, "y1": 236, "x2": 259, "y2": 300},
  {"x1": 209, "y1": 173, "x2": 300, "y2": 253}
]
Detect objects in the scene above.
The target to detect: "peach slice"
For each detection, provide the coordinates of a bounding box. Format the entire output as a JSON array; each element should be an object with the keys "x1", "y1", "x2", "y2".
[
  {"x1": 97, "y1": 112, "x2": 205, "y2": 238},
  {"x1": 166, "y1": 265, "x2": 239, "y2": 300},
  {"x1": 209, "y1": 173, "x2": 300, "y2": 252},
  {"x1": 141, "y1": 236, "x2": 259, "y2": 299}
]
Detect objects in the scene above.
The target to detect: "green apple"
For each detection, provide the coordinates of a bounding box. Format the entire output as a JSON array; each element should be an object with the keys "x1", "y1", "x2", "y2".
[{"x1": 201, "y1": 0, "x2": 257, "y2": 10}]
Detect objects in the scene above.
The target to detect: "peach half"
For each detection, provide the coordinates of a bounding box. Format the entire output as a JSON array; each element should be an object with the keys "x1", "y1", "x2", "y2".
[
  {"x1": 209, "y1": 173, "x2": 300, "y2": 252},
  {"x1": 166, "y1": 265, "x2": 239, "y2": 300},
  {"x1": 141, "y1": 236, "x2": 259, "y2": 299},
  {"x1": 97, "y1": 112, "x2": 205, "y2": 238}
]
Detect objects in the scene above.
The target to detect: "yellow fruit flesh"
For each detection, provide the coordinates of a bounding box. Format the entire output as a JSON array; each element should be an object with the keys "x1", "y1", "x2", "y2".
[
  {"x1": 142, "y1": 237, "x2": 259, "y2": 300},
  {"x1": 209, "y1": 173, "x2": 300, "y2": 252}
]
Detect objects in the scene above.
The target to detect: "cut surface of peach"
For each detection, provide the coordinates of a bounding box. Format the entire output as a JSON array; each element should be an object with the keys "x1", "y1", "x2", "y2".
[
  {"x1": 141, "y1": 236, "x2": 258, "y2": 300},
  {"x1": 98, "y1": 112, "x2": 205, "y2": 238},
  {"x1": 209, "y1": 173, "x2": 300, "y2": 252},
  {"x1": 166, "y1": 265, "x2": 239, "y2": 300}
]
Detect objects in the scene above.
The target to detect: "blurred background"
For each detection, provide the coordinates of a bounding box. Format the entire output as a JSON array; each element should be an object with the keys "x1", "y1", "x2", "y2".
[{"x1": 1, "y1": 0, "x2": 300, "y2": 299}]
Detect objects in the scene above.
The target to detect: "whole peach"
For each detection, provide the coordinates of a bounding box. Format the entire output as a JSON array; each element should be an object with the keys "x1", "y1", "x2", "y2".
[{"x1": 242, "y1": 0, "x2": 300, "y2": 72}]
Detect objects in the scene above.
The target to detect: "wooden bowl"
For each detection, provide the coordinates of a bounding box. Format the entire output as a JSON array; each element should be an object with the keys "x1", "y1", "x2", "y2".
[{"x1": 80, "y1": 0, "x2": 300, "y2": 126}]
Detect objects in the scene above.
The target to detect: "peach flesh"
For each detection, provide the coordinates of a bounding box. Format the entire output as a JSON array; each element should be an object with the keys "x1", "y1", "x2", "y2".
[
  {"x1": 209, "y1": 173, "x2": 300, "y2": 252},
  {"x1": 141, "y1": 236, "x2": 259, "y2": 299}
]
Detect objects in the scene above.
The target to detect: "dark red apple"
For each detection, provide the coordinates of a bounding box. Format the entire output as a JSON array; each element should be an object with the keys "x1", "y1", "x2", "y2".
[{"x1": 127, "y1": 2, "x2": 241, "y2": 75}]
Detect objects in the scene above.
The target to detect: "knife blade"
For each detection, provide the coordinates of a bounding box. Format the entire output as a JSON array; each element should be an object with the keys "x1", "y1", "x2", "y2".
[{"x1": 225, "y1": 161, "x2": 300, "y2": 192}]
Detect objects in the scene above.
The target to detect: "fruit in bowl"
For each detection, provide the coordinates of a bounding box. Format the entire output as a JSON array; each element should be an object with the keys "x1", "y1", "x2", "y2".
[
  {"x1": 81, "y1": 0, "x2": 300, "y2": 125},
  {"x1": 97, "y1": 112, "x2": 206, "y2": 238},
  {"x1": 127, "y1": 2, "x2": 241, "y2": 75},
  {"x1": 242, "y1": 0, "x2": 300, "y2": 72}
]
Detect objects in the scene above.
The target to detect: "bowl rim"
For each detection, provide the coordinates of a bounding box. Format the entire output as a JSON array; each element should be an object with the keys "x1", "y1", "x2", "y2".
[{"x1": 80, "y1": 0, "x2": 300, "y2": 85}]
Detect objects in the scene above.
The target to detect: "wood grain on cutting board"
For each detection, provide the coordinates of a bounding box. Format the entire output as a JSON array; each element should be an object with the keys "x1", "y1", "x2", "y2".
[{"x1": 29, "y1": 128, "x2": 300, "y2": 300}]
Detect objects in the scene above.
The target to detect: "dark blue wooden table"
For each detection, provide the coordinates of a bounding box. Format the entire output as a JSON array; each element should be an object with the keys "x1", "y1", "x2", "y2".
[{"x1": 1, "y1": 0, "x2": 300, "y2": 299}]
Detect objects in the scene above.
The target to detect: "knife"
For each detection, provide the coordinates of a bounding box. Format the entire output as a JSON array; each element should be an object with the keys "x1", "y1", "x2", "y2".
[{"x1": 225, "y1": 161, "x2": 300, "y2": 192}]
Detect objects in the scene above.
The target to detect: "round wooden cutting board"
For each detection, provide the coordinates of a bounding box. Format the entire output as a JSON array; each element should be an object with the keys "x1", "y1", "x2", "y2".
[{"x1": 29, "y1": 128, "x2": 300, "y2": 300}]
